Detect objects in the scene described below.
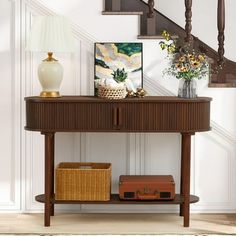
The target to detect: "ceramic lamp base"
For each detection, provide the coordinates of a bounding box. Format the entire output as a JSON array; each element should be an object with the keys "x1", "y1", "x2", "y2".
[
  {"x1": 40, "y1": 91, "x2": 61, "y2": 98},
  {"x1": 38, "y1": 57, "x2": 63, "y2": 98}
]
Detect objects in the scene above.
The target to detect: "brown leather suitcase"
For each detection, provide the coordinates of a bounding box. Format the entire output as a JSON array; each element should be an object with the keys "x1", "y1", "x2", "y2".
[{"x1": 119, "y1": 175, "x2": 175, "y2": 200}]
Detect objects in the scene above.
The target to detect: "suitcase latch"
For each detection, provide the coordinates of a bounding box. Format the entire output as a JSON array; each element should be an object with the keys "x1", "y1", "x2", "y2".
[{"x1": 144, "y1": 186, "x2": 150, "y2": 194}]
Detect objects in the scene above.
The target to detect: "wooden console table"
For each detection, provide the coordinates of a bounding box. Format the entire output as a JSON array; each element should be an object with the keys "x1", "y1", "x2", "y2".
[{"x1": 25, "y1": 96, "x2": 211, "y2": 227}]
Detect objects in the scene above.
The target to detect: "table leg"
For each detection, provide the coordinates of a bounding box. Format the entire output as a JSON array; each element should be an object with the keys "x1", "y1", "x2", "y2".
[
  {"x1": 50, "y1": 134, "x2": 55, "y2": 216},
  {"x1": 181, "y1": 133, "x2": 192, "y2": 227},
  {"x1": 44, "y1": 132, "x2": 55, "y2": 227},
  {"x1": 179, "y1": 135, "x2": 184, "y2": 216}
]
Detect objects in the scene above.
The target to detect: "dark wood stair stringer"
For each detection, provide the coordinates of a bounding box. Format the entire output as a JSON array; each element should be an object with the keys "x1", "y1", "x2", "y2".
[{"x1": 103, "y1": 0, "x2": 236, "y2": 87}]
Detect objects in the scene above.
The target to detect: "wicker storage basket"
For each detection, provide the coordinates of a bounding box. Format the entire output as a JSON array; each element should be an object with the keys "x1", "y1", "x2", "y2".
[
  {"x1": 55, "y1": 162, "x2": 111, "y2": 201},
  {"x1": 98, "y1": 85, "x2": 126, "y2": 99}
]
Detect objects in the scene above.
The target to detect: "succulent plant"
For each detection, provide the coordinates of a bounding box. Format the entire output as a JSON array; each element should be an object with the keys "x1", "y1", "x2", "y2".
[{"x1": 111, "y1": 68, "x2": 128, "y2": 83}]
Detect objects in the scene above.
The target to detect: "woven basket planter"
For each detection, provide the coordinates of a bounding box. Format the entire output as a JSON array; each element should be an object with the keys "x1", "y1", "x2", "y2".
[
  {"x1": 98, "y1": 85, "x2": 126, "y2": 99},
  {"x1": 55, "y1": 162, "x2": 111, "y2": 201}
]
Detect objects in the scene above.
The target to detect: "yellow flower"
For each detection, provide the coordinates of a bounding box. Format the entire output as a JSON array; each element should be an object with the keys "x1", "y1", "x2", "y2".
[
  {"x1": 179, "y1": 56, "x2": 186, "y2": 62},
  {"x1": 180, "y1": 67, "x2": 188, "y2": 72},
  {"x1": 192, "y1": 61, "x2": 200, "y2": 68},
  {"x1": 175, "y1": 63, "x2": 182, "y2": 69},
  {"x1": 159, "y1": 42, "x2": 166, "y2": 50},
  {"x1": 162, "y1": 30, "x2": 170, "y2": 41},
  {"x1": 187, "y1": 54, "x2": 195, "y2": 61},
  {"x1": 198, "y1": 54, "x2": 205, "y2": 62},
  {"x1": 167, "y1": 43, "x2": 176, "y2": 53}
]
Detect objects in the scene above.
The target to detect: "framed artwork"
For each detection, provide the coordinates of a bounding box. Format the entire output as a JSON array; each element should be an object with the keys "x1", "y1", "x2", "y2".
[{"x1": 94, "y1": 42, "x2": 143, "y2": 95}]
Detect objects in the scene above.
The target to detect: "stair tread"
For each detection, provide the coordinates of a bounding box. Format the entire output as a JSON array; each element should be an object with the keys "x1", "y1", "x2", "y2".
[
  {"x1": 208, "y1": 82, "x2": 236, "y2": 88},
  {"x1": 102, "y1": 11, "x2": 143, "y2": 15},
  {"x1": 138, "y1": 35, "x2": 179, "y2": 39}
]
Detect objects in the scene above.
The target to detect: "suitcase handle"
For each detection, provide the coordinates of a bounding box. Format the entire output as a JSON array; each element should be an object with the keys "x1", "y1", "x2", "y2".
[{"x1": 136, "y1": 191, "x2": 158, "y2": 200}]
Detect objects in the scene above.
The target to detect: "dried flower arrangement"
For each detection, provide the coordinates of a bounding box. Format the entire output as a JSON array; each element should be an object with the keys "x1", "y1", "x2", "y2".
[{"x1": 159, "y1": 30, "x2": 209, "y2": 81}]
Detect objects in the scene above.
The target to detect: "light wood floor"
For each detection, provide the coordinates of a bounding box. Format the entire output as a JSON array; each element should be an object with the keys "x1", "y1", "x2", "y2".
[{"x1": 0, "y1": 213, "x2": 236, "y2": 235}]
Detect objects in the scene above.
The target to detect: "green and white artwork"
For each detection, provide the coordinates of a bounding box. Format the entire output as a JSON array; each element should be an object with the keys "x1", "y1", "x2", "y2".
[{"x1": 95, "y1": 43, "x2": 143, "y2": 95}]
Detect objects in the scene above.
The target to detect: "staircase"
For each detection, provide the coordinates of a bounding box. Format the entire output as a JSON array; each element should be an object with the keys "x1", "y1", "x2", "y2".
[{"x1": 102, "y1": 0, "x2": 236, "y2": 87}]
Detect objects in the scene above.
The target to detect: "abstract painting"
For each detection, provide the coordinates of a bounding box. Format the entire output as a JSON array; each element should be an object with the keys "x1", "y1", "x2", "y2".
[{"x1": 94, "y1": 43, "x2": 143, "y2": 95}]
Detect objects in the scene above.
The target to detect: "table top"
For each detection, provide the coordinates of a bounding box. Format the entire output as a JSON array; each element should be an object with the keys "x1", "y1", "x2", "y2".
[{"x1": 25, "y1": 96, "x2": 212, "y2": 103}]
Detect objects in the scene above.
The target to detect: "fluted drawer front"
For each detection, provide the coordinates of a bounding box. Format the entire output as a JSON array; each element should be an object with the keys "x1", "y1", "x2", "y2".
[
  {"x1": 26, "y1": 101, "x2": 114, "y2": 131},
  {"x1": 25, "y1": 96, "x2": 211, "y2": 132},
  {"x1": 142, "y1": 102, "x2": 210, "y2": 132},
  {"x1": 117, "y1": 102, "x2": 210, "y2": 132}
]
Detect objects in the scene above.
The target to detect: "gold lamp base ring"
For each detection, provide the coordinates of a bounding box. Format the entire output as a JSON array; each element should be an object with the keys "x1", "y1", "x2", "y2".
[{"x1": 40, "y1": 91, "x2": 61, "y2": 98}]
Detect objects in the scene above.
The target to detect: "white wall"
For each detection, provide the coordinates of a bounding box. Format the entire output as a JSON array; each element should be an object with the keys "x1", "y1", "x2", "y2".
[{"x1": 0, "y1": 0, "x2": 236, "y2": 213}]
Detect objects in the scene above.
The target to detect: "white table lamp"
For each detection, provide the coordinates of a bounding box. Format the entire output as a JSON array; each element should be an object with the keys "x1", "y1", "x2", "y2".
[{"x1": 26, "y1": 16, "x2": 75, "y2": 97}]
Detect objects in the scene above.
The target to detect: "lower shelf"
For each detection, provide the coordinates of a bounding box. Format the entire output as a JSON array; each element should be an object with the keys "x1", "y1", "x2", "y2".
[{"x1": 35, "y1": 194, "x2": 199, "y2": 205}]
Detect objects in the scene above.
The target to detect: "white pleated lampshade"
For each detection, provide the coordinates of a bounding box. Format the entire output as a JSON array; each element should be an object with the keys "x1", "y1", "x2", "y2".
[{"x1": 26, "y1": 16, "x2": 75, "y2": 52}]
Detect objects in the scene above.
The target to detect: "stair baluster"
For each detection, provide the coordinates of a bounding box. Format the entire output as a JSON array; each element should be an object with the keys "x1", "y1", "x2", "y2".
[
  {"x1": 185, "y1": 0, "x2": 193, "y2": 43},
  {"x1": 217, "y1": 0, "x2": 225, "y2": 68},
  {"x1": 147, "y1": 0, "x2": 155, "y2": 18},
  {"x1": 147, "y1": 0, "x2": 156, "y2": 35},
  {"x1": 112, "y1": 0, "x2": 121, "y2": 11}
]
